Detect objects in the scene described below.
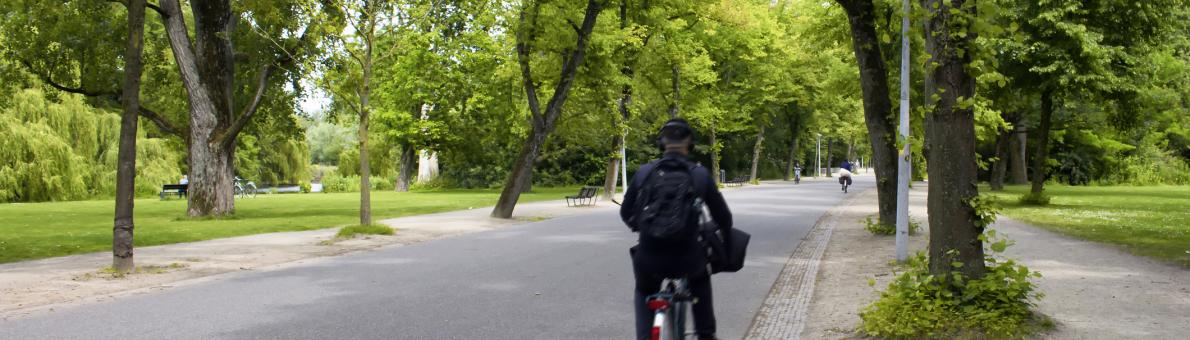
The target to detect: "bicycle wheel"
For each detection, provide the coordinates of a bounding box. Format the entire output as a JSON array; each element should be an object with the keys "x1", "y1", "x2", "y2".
[{"x1": 247, "y1": 183, "x2": 257, "y2": 198}]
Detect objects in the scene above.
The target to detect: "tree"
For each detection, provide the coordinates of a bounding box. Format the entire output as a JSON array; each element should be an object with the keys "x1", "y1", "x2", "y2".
[
  {"x1": 490, "y1": 0, "x2": 605, "y2": 218},
  {"x1": 921, "y1": 0, "x2": 984, "y2": 277},
  {"x1": 992, "y1": 0, "x2": 1190, "y2": 196},
  {"x1": 324, "y1": 0, "x2": 400, "y2": 225},
  {"x1": 834, "y1": 0, "x2": 900, "y2": 227},
  {"x1": 112, "y1": 0, "x2": 147, "y2": 274},
  {"x1": 3, "y1": 0, "x2": 323, "y2": 217}
]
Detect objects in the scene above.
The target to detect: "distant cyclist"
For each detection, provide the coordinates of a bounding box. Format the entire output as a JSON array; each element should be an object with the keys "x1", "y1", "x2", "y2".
[
  {"x1": 621, "y1": 118, "x2": 733, "y2": 340},
  {"x1": 838, "y1": 160, "x2": 853, "y2": 192}
]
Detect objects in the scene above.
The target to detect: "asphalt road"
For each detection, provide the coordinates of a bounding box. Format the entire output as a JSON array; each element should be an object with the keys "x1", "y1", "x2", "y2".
[{"x1": 0, "y1": 176, "x2": 871, "y2": 340}]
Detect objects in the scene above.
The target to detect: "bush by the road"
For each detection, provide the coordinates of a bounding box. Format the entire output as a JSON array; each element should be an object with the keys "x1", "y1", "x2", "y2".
[{"x1": 859, "y1": 251, "x2": 1043, "y2": 338}]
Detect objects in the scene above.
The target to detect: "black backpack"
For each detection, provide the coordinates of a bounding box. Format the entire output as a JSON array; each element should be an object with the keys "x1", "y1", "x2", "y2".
[{"x1": 633, "y1": 158, "x2": 701, "y2": 244}]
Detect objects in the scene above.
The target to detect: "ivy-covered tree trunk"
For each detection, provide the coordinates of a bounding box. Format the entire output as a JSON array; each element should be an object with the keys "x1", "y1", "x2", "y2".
[
  {"x1": 922, "y1": 0, "x2": 985, "y2": 278},
  {"x1": 1031, "y1": 89, "x2": 1054, "y2": 195},
  {"x1": 990, "y1": 130, "x2": 1010, "y2": 191},
  {"x1": 749, "y1": 125, "x2": 765, "y2": 182},
  {"x1": 492, "y1": 0, "x2": 603, "y2": 218},
  {"x1": 836, "y1": 0, "x2": 899, "y2": 226},
  {"x1": 113, "y1": 0, "x2": 146, "y2": 274}
]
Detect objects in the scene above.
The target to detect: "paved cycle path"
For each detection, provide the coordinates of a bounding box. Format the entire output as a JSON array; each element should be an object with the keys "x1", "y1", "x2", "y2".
[{"x1": 0, "y1": 176, "x2": 872, "y2": 340}]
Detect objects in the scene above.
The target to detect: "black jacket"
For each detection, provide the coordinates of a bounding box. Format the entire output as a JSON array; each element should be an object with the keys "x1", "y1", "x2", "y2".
[{"x1": 620, "y1": 152, "x2": 733, "y2": 276}]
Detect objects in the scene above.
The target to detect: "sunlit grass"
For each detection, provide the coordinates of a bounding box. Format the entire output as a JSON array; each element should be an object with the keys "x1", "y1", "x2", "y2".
[
  {"x1": 0, "y1": 187, "x2": 576, "y2": 263},
  {"x1": 985, "y1": 184, "x2": 1190, "y2": 267}
]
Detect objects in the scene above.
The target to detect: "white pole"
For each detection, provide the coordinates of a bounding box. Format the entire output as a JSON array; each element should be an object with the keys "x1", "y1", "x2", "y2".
[
  {"x1": 895, "y1": 0, "x2": 911, "y2": 262},
  {"x1": 816, "y1": 133, "x2": 822, "y2": 177}
]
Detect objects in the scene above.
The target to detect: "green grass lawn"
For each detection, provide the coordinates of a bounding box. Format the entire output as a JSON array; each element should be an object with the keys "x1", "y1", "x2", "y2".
[
  {"x1": 985, "y1": 184, "x2": 1190, "y2": 267},
  {"x1": 0, "y1": 187, "x2": 578, "y2": 264}
]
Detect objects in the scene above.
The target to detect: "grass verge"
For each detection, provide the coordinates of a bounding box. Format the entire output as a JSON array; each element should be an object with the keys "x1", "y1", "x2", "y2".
[
  {"x1": 984, "y1": 184, "x2": 1190, "y2": 267},
  {"x1": 336, "y1": 224, "x2": 395, "y2": 238},
  {"x1": 0, "y1": 187, "x2": 577, "y2": 263}
]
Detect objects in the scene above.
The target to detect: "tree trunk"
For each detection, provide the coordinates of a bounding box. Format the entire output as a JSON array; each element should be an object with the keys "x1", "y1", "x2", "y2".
[
  {"x1": 709, "y1": 126, "x2": 720, "y2": 184},
  {"x1": 749, "y1": 126, "x2": 766, "y2": 182},
  {"x1": 160, "y1": 0, "x2": 283, "y2": 217},
  {"x1": 667, "y1": 65, "x2": 680, "y2": 118},
  {"x1": 989, "y1": 130, "x2": 1010, "y2": 191},
  {"x1": 826, "y1": 139, "x2": 833, "y2": 177},
  {"x1": 113, "y1": 0, "x2": 146, "y2": 274},
  {"x1": 1031, "y1": 89, "x2": 1054, "y2": 195},
  {"x1": 785, "y1": 136, "x2": 799, "y2": 181},
  {"x1": 603, "y1": 134, "x2": 623, "y2": 198},
  {"x1": 1009, "y1": 123, "x2": 1028, "y2": 184},
  {"x1": 358, "y1": 91, "x2": 372, "y2": 226},
  {"x1": 396, "y1": 145, "x2": 415, "y2": 192},
  {"x1": 417, "y1": 150, "x2": 439, "y2": 183},
  {"x1": 922, "y1": 0, "x2": 985, "y2": 278},
  {"x1": 492, "y1": 0, "x2": 603, "y2": 218},
  {"x1": 837, "y1": 0, "x2": 899, "y2": 226},
  {"x1": 493, "y1": 129, "x2": 548, "y2": 217}
]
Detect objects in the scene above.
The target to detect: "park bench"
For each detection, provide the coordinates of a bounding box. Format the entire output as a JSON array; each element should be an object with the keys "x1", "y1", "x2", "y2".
[
  {"x1": 160, "y1": 184, "x2": 188, "y2": 200},
  {"x1": 566, "y1": 186, "x2": 601, "y2": 206}
]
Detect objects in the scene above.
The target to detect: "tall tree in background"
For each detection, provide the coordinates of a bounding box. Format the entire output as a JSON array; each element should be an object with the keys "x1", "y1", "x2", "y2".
[
  {"x1": 113, "y1": 0, "x2": 147, "y2": 274},
  {"x1": 835, "y1": 0, "x2": 899, "y2": 227},
  {"x1": 921, "y1": 0, "x2": 984, "y2": 276},
  {"x1": 491, "y1": 0, "x2": 605, "y2": 218}
]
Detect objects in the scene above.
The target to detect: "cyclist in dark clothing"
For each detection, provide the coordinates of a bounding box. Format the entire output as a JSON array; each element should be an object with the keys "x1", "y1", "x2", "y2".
[{"x1": 621, "y1": 118, "x2": 733, "y2": 340}]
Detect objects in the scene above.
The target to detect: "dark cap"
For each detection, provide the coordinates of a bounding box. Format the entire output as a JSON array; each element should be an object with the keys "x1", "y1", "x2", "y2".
[{"x1": 659, "y1": 118, "x2": 694, "y2": 145}]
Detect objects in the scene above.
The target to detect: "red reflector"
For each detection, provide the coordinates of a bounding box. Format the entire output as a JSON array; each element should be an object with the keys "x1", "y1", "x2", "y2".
[
  {"x1": 651, "y1": 326, "x2": 661, "y2": 340},
  {"x1": 647, "y1": 299, "x2": 669, "y2": 311}
]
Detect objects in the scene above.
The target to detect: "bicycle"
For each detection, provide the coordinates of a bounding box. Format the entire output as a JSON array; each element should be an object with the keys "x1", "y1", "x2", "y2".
[
  {"x1": 793, "y1": 167, "x2": 801, "y2": 184},
  {"x1": 839, "y1": 175, "x2": 851, "y2": 193},
  {"x1": 646, "y1": 277, "x2": 694, "y2": 340},
  {"x1": 234, "y1": 177, "x2": 257, "y2": 198}
]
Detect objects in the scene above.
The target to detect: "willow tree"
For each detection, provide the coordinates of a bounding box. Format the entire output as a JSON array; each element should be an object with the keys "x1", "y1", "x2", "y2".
[{"x1": 491, "y1": 0, "x2": 605, "y2": 218}]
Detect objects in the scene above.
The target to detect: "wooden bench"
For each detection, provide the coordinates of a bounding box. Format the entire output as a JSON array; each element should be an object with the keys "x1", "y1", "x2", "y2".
[
  {"x1": 566, "y1": 186, "x2": 600, "y2": 206},
  {"x1": 160, "y1": 184, "x2": 188, "y2": 200}
]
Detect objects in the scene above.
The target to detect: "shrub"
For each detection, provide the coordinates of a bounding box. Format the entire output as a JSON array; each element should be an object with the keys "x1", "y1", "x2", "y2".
[
  {"x1": 859, "y1": 251, "x2": 1042, "y2": 338},
  {"x1": 1017, "y1": 192, "x2": 1051, "y2": 205},
  {"x1": 863, "y1": 216, "x2": 921, "y2": 236}
]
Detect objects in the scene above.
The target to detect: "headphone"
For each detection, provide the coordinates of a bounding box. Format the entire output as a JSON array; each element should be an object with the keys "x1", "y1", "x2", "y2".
[{"x1": 657, "y1": 118, "x2": 696, "y2": 152}]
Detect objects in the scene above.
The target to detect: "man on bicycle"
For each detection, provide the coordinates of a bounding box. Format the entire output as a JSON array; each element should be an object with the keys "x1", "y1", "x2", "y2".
[
  {"x1": 838, "y1": 160, "x2": 853, "y2": 191},
  {"x1": 621, "y1": 118, "x2": 733, "y2": 340}
]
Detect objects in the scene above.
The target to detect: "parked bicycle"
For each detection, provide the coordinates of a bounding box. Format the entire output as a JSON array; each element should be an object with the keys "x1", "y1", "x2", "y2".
[
  {"x1": 646, "y1": 278, "x2": 694, "y2": 340},
  {"x1": 234, "y1": 176, "x2": 257, "y2": 198}
]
